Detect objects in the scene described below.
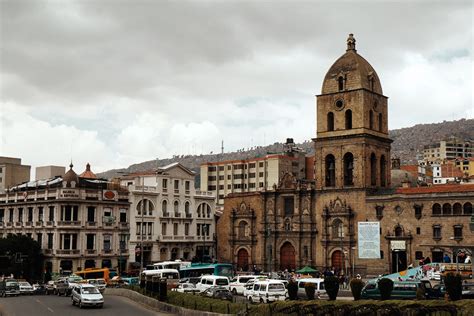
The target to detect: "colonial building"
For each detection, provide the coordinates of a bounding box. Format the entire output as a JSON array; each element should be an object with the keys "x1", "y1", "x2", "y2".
[
  {"x1": 120, "y1": 162, "x2": 216, "y2": 266},
  {"x1": 0, "y1": 163, "x2": 130, "y2": 275},
  {"x1": 216, "y1": 34, "x2": 474, "y2": 276}
]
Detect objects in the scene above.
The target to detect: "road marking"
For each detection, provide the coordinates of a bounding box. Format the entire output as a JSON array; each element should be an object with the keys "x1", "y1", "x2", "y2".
[
  {"x1": 34, "y1": 298, "x2": 55, "y2": 313},
  {"x1": 47, "y1": 307, "x2": 54, "y2": 313}
]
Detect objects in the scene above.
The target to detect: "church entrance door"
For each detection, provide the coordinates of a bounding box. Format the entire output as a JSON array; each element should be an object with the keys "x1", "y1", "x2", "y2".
[
  {"x1": 280, "y1": 242, "x2": 296, "y2": 271},
  {"x1": 391, "y1": 250, "x2": 407, "y2": 273},
  {"x1": 331, "y1": 250, "x2": 343, "y2": 271},
  {"x1": 237, "y1": 248, "x2": 249, "y2": 271}
]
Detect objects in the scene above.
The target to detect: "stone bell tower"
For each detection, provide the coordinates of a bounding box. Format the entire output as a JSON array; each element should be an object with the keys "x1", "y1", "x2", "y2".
[{"x1": 313, "y1": 34, "x2": 392, "y2": 271}]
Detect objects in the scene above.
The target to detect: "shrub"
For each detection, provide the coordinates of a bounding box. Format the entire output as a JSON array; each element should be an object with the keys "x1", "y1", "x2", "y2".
[
  {"x1": 349, "y1": 278, "x2": 365, "y2": 300},
  {"x1": 324, "y1": 276, "x2": 339, "y2": 300},
  {"x1": 378, "y1": 278, "x2": 394, "y2": 300},
  {"x1": 304, "y1": 282, "x2": 316, "y2": 300},
  {"x1": 444, "y1": 272, "x2": 462, "y2": 301},
  {"x1": 287, "y1": 280, "x2": 298, "y2": 300}
]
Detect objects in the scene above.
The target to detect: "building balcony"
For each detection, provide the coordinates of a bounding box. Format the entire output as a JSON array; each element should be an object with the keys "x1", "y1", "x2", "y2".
[
  {"x1": 118, "y1": 222, "x2": 129, "y2": 229},
  {"x1": 45, "y1": 221, "x2": 54, "y2": 227},
  {"x1": 102, "y1": 249, "x2": 113, "y2": 255},
  {"x1": 85, "y1": 249, "x2": 96, "y2": 256},
  {"x1": 25, "y1": 221, "x2": 33, "y2": 227},
  {"x1": 6, "y1": 222, "x2": 12, "y2": 227},
  {"x1": 86, "y1": 221, "x2": 97, "y2": 227},
  {"x1": 162, "y1": 212, "x2": 171, "y2": 218},
  {"x1": 195, "y1": 190, "x2": 214, "y2": 197},
  {"x1": 56, "y1": 249, "x2": 80, "y2": 256},
  {"x1": 43, "y1": 249, "x2": 53, "y2": 255},
  {"x1": 35, "y1": 221, "x2": 44, "y2": 226},
  {"x1": 57, "y1": 221, "x2": 81, "y2": 228},
  {"x1": 185, "y1": 236, "x2": 194, "y2": 240},
  {"x1": 185, "y1": 213, "x2": 192, "y2": 218},
  {"x1": 14, "y1": 222, "x2": 22, "y2": 227},
  {"x1": 162, "y1": 235, "x2": 173, "y2": 240},
  {"x1": 174, "y1": 212, "x2": 181, "y2": 218}
]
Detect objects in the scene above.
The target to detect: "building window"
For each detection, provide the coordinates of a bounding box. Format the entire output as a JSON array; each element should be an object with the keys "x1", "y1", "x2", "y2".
[
  {"x1": 325, "y1": 154, "x2": 336, "y2": 187},
  {"x1": 9, "y1": 208, "x2": 13, "y2": 222},
  {"x1": 370, "y1": 153, "x2": 377, "y2": 186},
  {"x1": 18, "y1": 208, "x2": 23, "y2": 222},
  {"x1": 380, "y1": 250, "x2": 384, "y2": 259},
  {"x1": 162, "y1": 179, "x2": 168, "y2": 190},
  {"x1": 332, "y1": 219, "x2": 343, "y2": 238},
  {"x1": 37, "y1": 233, "x2": 42, "y2": 248},
  {"x1": 453, "y1": 225, "x2": 463, "y2": 240},
  {"x1": 87, "y1": 206, "x2": 95, "y2": 222},
  {"x1": 162, "y1": 223, "x2": 167, "y2": 235},
  {"x1": 185, "y1": 202, "x2": 190, "y2": 217},
  {"x1": 452, "y1": 203, "x2": 462, "y2": 215},
  {"x1": 184, "y1": 223, "x2": 189, "y2": 236},
  {"x1": 380, "y1": 155, "x2": 386, "y2": 187},
  {"x1": 415, "y1": 251, "x2": 424, "y2": 260},
  {"x1": 338, "y1": 76, "x2": 344, "y2": 91},
  {"x1": 433, "y1": 225, "x2": 442, "y2": 239},
  {"x1": 432, "y1": 203, "x2": 441, "y2": 215},
  {"x1": 327, "y1": 112, "x2": 334, "y2": 131},
  {"x1": 442, "y1": 203, "x2": 452, "y2": 215},
  {"x1": 375, "y1": 206, "x2": 383, "y2": 219},
  {"x1": 162, "y1": 200, "x2": 168, "y2": 216},
  {"x1": 343, "y1": 152, "x2": 354, "y2": 186},
  {"x1": 412, "y1": 204, "x2": 422, "y2": 220},
  {"x1": 174, "y1": 201, "x2": 179, "y2": 216},
  {"x1": 394, "y1": 226, "x2": 403, "y2": 237},
  {"x1": 86, "y1": 234, "x2": 95, "y2": 250},
  {"x1": 464, "y1": 202, "x2": 473, "y2": 215},
  {"x1": 119, "y1": 209, "x2": 127, "y2": 222},
  {"x1": 49, "y1": 206, "x2": 54, "y2": 221},
  {"x1": 103, "y1": 235, "x2": 111, "y2": 251},
  {"x1": 47, "y1": 233, "x2": 54, "y2": 249},
  {"x1": 185, "y1": 181, "x2": 190, "y2": 192},
  {"x1": 284, "y1": 197, "x2": 294, "y2": 217},
  {"x1": 238, "y1": 221, "x2": 248, "y2": 238},
  {"x1": 369, "y1": 110, "x2": 374, "y2": 129},
  {"x1": 28, "y1": 207, "x2": 33, "y2": 222},
  {"x1": 345, "y1": 110, "x2": 352, "y2": 129},
  {"x1": 378, "y1": 113, "x2": 383, "y2": 131}
]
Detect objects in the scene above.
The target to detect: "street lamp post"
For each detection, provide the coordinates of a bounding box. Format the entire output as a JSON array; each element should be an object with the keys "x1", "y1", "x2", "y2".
[{"x1": 140, "y1": 177, "x2": 145, "y2": 272}]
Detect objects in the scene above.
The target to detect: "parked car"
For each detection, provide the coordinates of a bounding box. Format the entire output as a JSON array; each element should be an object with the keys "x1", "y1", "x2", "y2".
[
  {"x1": 71, "y1": 284, "x2": 104, "y2": 309},
  {"x1": 87, "y1": 279, "x2": 106, "y2": 293},
  {"x1": 0, "y1": 278, "x2": 20, "y2": 297},
  {"x1": 19, "y1": 281, "x2": 34, "y2": 295},
  {"x1": 462, "y1": 282, "x2": 474, "y2": 299},
  {"x1": 171, "y1": 283, "x2": 199, "y2": 293},
  {"x1": 54, "y1": 279, "x2": 71, "y2": 296},
  {"x1": 247, "y1": 280, "x2": 287, "y2": 303},
  {"x1": 33, "y1": 283, "x2": 46, "y2": 295},
  {"x1": 361, "y1": 279, "x2": 437, "y2": 300},
  {"x1": 196, "y1": 275, "x2": 230, "y2": 292},
  {"x1": 201, "y1": 287, "x2": 233, "y2": 301},
  {"x1": 230, "y1": 275, "x2": 267, "y2": 295},
  {"x1": 45, "y1": 281, "x2": 55, "y2": 295},
  {"x1": 297, "y1": 278, "x2": 326, "y2": 299}
]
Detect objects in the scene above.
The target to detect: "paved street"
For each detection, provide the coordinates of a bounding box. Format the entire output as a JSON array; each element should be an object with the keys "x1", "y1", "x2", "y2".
[{"x1": 0, "y1": 294, "x2": 174, "y2": 316}]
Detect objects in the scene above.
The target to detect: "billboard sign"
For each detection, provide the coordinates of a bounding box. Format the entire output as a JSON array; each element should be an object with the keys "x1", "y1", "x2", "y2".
[{"x1": 358, "y1": 222, "x2": 380, "y2": 259}]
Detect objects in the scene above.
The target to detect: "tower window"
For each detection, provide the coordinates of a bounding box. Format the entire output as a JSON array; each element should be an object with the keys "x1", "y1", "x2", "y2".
[
  {"x1": 369, "y1": 110, "x2": 374, "y2": 129},
  {"x1": 343, "y1": 152, "x2": 354, "y2": 186},
  {"x1": 327, "y1": 112, "x2": 334, "y2": 131},
  {"x1": 370, "y1": 153, "x2": 377, "y2": 186},
  {"x1": 378, "y1": 113, "x2": 383, "y2": 131},
  {"x1": 380, "y1": 155, "x2": 386, "y2": 187},
  {"x1": 345, "y1": 110, "x2": 352, "y2": 129},
  {"x1": 325, "y1": 154, "x2": 336, "y2": 187},
  {"x1": 338, "y1": 76, "x2": 344, "y2": 91}
]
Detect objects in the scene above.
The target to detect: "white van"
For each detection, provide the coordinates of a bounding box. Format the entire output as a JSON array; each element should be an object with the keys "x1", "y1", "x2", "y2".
[
  {"x1": 230, "y1": 275, "x2": 267, "y2": 295},
  {"x1": 196, "y1": 275, "x2": 230, "y2": 292},
  {"x1": 297, "y1": 278, "x2": 326, "y2": 298},
  {"x1": 247, "y1": 280, "x2": 287, "y2": 303}
]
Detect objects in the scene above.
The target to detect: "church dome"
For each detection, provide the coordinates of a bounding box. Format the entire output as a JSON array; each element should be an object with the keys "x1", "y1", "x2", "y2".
[
  {"x1": 63, "y1": 163, "x2": 79, "y2": 187},
  {"x1": 321, "y1": 34, "x2": 383, "y2": 95},
  {"x1": 79, "y1": 163, "x2": 97, "y2": 179}
]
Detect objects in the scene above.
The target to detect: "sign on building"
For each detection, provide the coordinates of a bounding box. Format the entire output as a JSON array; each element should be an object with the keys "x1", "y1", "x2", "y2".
[
  {"x1": 390, "y1": 240, "x2": 406, "y2": 251},
  {"x1": 358, "y1": 222, "x2": 380, "y2": 259}
]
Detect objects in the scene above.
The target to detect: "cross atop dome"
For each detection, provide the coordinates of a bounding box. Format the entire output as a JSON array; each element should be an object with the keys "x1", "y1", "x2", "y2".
[{"x1": 347, "y1": 33, "x2": 356, "y2": 51}]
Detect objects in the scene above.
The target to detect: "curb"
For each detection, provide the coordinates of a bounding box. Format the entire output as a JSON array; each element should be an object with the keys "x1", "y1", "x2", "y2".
[{"x1": 105, "y1": 288, "x2": 229, "y2": 316}]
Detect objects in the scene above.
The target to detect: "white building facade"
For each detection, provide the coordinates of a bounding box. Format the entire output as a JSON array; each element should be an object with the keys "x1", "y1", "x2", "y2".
[{"x1": 121, "y1": 163, "x2": 216, "y2": 267}]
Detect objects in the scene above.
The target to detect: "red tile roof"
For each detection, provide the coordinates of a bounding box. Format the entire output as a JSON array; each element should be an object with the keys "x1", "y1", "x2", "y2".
[{"x1": 396, "y1": 184, "x2": 474, "y2": 194}]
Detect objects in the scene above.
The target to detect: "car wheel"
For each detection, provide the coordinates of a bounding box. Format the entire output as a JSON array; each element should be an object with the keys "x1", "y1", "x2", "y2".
[
  {"x1": 248, "y1": 296, "x2": 253, "y2": 303},
  {"x1": 98, "y1": 304, "x2": 103, "y2": 309},
  {"x1": 232, "y1": 288, "x2": 237, "y2": 295},
  {"x1": 260, "y1": 298, "x2": 264, "y2": 304},
  {"x1": 72, "y1": 298, "x2": 75, "y2": 306},
  {"x1": 79, "y1": 300, "x2": 83, "y2": 309}
]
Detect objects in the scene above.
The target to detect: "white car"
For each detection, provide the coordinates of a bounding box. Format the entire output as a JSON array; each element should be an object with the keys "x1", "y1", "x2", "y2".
[
  {"x1": 172, "y1": 283, "x2": 199, "y2": 293},
  {"x1": 230, "y1": 275, "x2": 267, "y2": 295},
  {"x1": 195, "y1": 275, "x2": 230, "y2": 292},
  {"x1": 71, "y1": 284, "x2": 104, "y2": 309},
  {"x1": 247, "y1": 280, "x2": 287, "y2": 303},
  {"x1": 19, "y1": 282, "x2": 34, "y2": 295},
  {"x1": 87, "y1": 279, "x2": 107, "y2": 293}
]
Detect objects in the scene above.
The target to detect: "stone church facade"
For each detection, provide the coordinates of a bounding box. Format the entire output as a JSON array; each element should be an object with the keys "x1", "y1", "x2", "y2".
[{"x1": 216, "y1": 34, "x2": 474, "y2": 276}]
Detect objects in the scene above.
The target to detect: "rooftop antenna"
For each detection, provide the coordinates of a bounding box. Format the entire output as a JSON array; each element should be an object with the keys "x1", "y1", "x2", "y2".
[{"x1": 221, "y1": 140, "x2": 224, "y2": 154}]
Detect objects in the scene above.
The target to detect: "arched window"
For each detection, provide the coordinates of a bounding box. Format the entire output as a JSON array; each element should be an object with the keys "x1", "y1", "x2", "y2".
[
  {"x1": 185, "y1": 202, "x2": 190, "y2": 216},
  {"x1": 162, "y1": 200, "x2": 168, "y2": 216},
  {"x1": 345, "y1": 110, "x2": 352, "y2": 129},
  {"x1": 343, "y1": 152, "x2": 354, "y2": 186},
  {"x1": 325, "y1": 154, "x2": 336, "y2": 187},
  {"x1": 378, "y1": 113, "x2": 383, "y2": 131},
  {"x1": 464, "y1": 202, "x2": 472, "y2": 215},
  {"x1": 453, "y1": 203, "x2": 462, "y2": 215},
  {"x1": 432, "y1": 203, "x2": 441, "y2": 215},
  {"x1": 370, "y1": 153, "x2": 377, "y2": 186},
  {"x1": 174, "y1": 201, "x2": 179, "y2": 215},
  {"x1": 338, "y1": 76, "x2": 344, "y2": 91},
  {"x1": 380, "y1": 155, "x2": 386, "y2": 187},
  {"x1": 332, "y1": 219, "x2": 343, "y2": 238},
  {"x1": 395, "y1": 226, "x2": 403, "y2": 237},
  {"x1": 197, "y1": 203, "x2": 211, "y2": 218},
  {"x1": 327, "y1": 112, "x2": 334, "y2": 131},
  {"x1": 369, "y1": 110, "x2": 374, "y2": 129},
  {"x1": 137, "y1": 199, "x2": 154, "y2": 215},
  {"x1": 238, "y1": 221, "x2": 248, "y2": 238},
  {"x1": 442, "y1": 203, "x2": 452, "y2": 215}
]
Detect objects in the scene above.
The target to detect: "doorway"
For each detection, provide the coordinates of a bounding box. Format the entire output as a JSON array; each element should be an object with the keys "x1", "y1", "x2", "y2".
[{"x1": 391, "y1": 250, "x2": 407, "y2": 272}]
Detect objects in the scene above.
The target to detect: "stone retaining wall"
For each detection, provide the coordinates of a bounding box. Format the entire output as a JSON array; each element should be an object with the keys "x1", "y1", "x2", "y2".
[{"x1": 105, "y1": 288, "x2": 229, "y2": 316}]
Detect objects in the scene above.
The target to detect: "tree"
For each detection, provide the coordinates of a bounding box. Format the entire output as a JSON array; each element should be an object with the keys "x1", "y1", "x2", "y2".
[{"x1": 0, "y1": 234, "x2": 44, "y2": 282}]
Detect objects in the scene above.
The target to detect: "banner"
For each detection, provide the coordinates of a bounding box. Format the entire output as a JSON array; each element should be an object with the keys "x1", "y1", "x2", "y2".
[{"x1": 358, "y1": 222, "x2": 380, "y2": 259}]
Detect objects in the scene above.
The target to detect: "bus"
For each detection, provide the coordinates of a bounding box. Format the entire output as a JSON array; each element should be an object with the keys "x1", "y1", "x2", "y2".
[
  {"x1": 145, "y1": 260, "x2": 191, "y2": 272},
  {"x1": 75, "y1": 268, "x2": 112, "y2": 283},
  {"x1": 179, "y1": 263, "x2": 233, "y2": 283}
]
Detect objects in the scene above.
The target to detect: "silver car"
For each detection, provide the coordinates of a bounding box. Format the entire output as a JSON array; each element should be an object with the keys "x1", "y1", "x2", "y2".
[{"x1": 71, "y1": 284, "x2": 104, "y2": 308}]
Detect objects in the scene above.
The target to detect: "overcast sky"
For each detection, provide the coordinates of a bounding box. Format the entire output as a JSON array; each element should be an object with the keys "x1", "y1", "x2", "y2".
[{"x1": 1, "y1": 0, "x2": 472, "y2": 176}]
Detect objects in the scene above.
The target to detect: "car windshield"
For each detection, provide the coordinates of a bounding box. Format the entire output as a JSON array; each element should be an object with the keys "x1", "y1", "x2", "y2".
[
  {"x1": 20, "y1": 282, "x2": 30, "y2": 286},
  {"x1": 268, "y1": 284, "x2": 285, "y2": 291},
  {"x1": 216, "y1": 279, "x2": 228, "y2": 285},
  {"x1": 96, "y1": 280, "x2": 106, "y2": 284},
  {"x1": 82, "y1": 287, "x2": 100, "y2": 294},
  {"x1": 6, "y1": 282, "x2": 17, "y2": 286},
  {"x1": 163, "y1": 272, "x2": 179, "y2": 279}
]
